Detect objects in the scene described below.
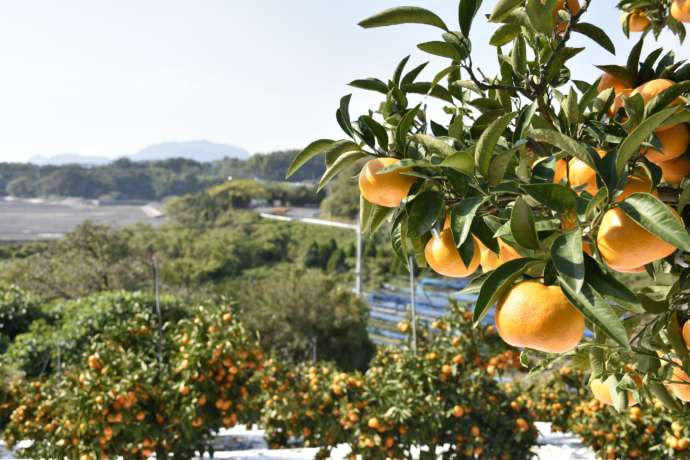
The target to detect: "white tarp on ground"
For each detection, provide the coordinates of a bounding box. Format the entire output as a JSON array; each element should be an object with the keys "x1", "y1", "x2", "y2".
[{"x1": 0, "y1": 422, "x2": 595, "y2": 459}]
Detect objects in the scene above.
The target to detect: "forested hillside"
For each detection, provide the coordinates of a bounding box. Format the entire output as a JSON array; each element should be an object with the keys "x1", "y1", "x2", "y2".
[{"x1": 0, "y1": 150, "x2": 325, "y2": 200}]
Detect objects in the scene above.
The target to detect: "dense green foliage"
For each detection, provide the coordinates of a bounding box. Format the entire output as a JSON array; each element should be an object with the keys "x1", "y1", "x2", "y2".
[{"x1": 0, "y1": 150, "x2": 325, "y2": 200}]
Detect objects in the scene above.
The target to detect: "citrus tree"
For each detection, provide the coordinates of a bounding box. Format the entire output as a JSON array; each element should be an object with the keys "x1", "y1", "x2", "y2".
[{"x1": 288, "y1": 0, "x2": 690, "y2": 415}]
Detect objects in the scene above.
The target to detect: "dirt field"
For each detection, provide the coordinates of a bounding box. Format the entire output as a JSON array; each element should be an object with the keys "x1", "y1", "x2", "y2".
[{"x1": 0, "y1": 197, "x2": 165, "y2": 242}]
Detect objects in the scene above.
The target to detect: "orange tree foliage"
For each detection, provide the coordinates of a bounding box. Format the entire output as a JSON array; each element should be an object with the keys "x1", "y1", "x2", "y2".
[{"x1": 288, "y1": 0, "x2": 690, "y2": 417}]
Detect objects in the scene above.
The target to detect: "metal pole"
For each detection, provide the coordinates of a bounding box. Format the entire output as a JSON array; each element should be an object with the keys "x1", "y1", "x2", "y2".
[
  {"x1": 408, "y1": 255, "x2": 417, "y2": 354},
  {"x1": 355, "y1": 219, "x2": 362, "y2": 297},
  {"x1": 56, "y1": 342, "x2": 62, "y2": 383},
  {"x1": 151, "y1": 257, "x2": 164, "y2": 374}
]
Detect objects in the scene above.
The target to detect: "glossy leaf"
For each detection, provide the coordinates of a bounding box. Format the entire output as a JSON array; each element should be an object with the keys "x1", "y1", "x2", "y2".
[
  {"x1": 529, "y1": 128, "x2": 594, "y2": 169},
  {"x1": 408, "y1": 190, "x2": 444, "y2": 236},
  {"x1": 287, "y1": 139, "x2": 335, "y2": 178},
  {"x1": 475, "y1": 112, "x2": 516, "y2": 177},
  {"x1": 359, "y1": 6, "x2": 448, "y2": 30},
  {"x1": 618, "y1": 192, "x2": 690, "y2": 252},
  {"x1": 510, "y1": 197, "x2": 540, "y2": 250},
  {"x1": 552, "y1": 229, "x2": 584, "y2": 293},
  {"x1": 522, "y1": 183, "x2": 577, "y2": 213},
  {"x1": 572, "y1": 22, "x2": 615, "y2": 55}
]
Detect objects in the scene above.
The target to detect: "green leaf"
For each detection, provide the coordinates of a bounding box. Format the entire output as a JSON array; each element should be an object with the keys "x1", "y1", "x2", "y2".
[
  {"x1": 572, "y1": 22, "x2": 615, "y2": 55},
  {"x1": 626, "y1": 36, "x2": 644, "y2": 82},
  {"x1": 441, "y1": 149, "x2": 475, "y2": 176},
  {"x1": 324, "y1": 140, "x2": 361, "y2": 167},
  {"x1": 475, "y1": 112, "x2": 516, "y2": 177},
  {"x1": 584, "y1": 255, "x2": 642, "y2": 311},
  {"x1": 488, "y1": 149, "x2": 513, "y2": 187},
  {"x1": 393, "y1": 55, "x2": 410, "y2": 86},
  {"x1": 522, "y1": 183, "x2": 577, "y2": 213},
  {"x1": 510, "y1": 35, "x2": 527, "y2": 75},
  {"x1": 359, "y1": 115, "x2": 388, "y2": 151},
  {"x1": 458, "y1": 0, "x2": 479, "y2": 37},
  {"x1": 396, "y1": 106, "x2": 420, "y2": 155},
  {"x1": 489, "y1": 0, "x2": 523, "y2": 22},
  {"x1": 473, "y1": 258, "x2": 542, "y2": 325},
  {"x1": 559, "y1": 281, "x2": 630, "y2": 349},
  {"x1": 648, "y1": 381, "x2": 682, "y2": 412},
  {"x1": 359, "y1": 6, "x2": 448, "y2": 31},
  {"x1": 417, "y1": 41, "x2": 465, "y2": 61},
  {"x1": 450, "y1": 197, "x2": 486, "y2": 248},
  {"x1": 336, "y1": 94, "x2": 353, "y2": 138},
  {"x1": 401, "y1": 61, "x2": 429, "y2": 86},
  {"x1": 408, "y1": 190, "x2": 444, "y2": 236},
  {"x1": 679, "y1": 180, "x2": 690, "y2": 214},
  {"x1": 529, "y1": 128, "x2": 595, "y2": 169},
  {"x1": 551, "y1": 229, "x2": 584, "y2": 293},
  {"x1": 318, "y1": 150, "x2": 366, "y2": 191},
  {"x1": 349, "y1": 78, "x2": 388, "y2": 94},
  {"x1": 525, "y1": 0, "x2": 555, "y2": 34},
  {"x1": 402, "y1": 82, "x2": 453, "y2": 102},
  {"x1": 287, "y1": 139, "x2": 335, "y2": 178},
  {"x1": 595, "y1": 65, "x2": 633, "y2": 85},
  {"x1": 489, "y1": 24, "x2": 521, "y2": 46},
  {"x1": 513, "y1": 101, "x2": 538, "y2": 142},
  {"x1": 510, "y1": 197, "x2": 540, "y2": 250},
  {"x1": 618, "y1": 192, "x2": 690, "y2": 252},
  {"x1": 410, "y1": 134, "x2": 456, "y2": 157},
  {"x1": 547, "y1": 47, "x2": 584, "y2": 83}
]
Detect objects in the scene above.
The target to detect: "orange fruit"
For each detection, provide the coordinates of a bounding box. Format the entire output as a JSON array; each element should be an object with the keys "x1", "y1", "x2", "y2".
[
  {"x1": 632, "y1": 79, "x2": 684, "y2": 131},
  {"x1": 614, "y1": 174, "x2": 654, "y2": 202},
  {"x1": 495, "y1": 281, "x2": 585, "y2": 353},
  {"x1": 597, "y1": 180, "x2": 679, "y2": 272},
  {"x1": 590, "y1": 378, "x2": 637, "y2": 406},
  {"x1": 658, "y1": 155, "x2": 690, "y2": 186},
  {"x1": 598, "y1": 73, "x2": 631, "y2": 95},
  {"x1": 684, "y1": 321, "x2": 690, "y2": 349},
  {"x1": 553, "y1": 159, "x2": 567, "y2": 184},
  {"x1": 669, "y1": 364, "x2": 690, "y2": 402},
  {"x1": 358, "y1": 157, "x2": 416, "y2": 208},
  {"x1": 566, "y1": 148, "x2": 606, "y2": 196},
  {"x1": 644, "y1": 124, "x2": 690, "y2": 164},
  {"x1": 477, "y1": 238, "x2": 520, "y2": 272},
  {"x1": 672, "y1": 0, "x2": 690, "y2": 22},
  {"x1": 624, "y1": 11, "x2": 651, "y2": 32},
  {"x1": 424, "y1": 231, "x2": 480, "y2": 278}
]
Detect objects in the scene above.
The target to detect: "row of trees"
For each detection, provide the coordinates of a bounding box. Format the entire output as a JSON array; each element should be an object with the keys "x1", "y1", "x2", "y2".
[{"x1": 0, "y1": 150, "x2": 325, "y2": 200}]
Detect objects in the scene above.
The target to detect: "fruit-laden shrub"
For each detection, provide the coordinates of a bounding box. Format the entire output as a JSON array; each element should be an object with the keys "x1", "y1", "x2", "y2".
[
  {"x1": 2, "y1": 302, "x2": 264, "y2": 460},
  {"x1": 254, "y1": 305, "x2": 537, "y2": 460},
  {"x1": 0, "y1": 284, "x2": 46, "y2": 353},
  {"x1": 0, "y1": 291, "x2": 187, "y2": 379},
  {"x1": 256, "y1": 361, "x2": 361, "y2": 458},
  {"x1": 0, "y1": 366, "x2": 20, "y2": 432},
  {"x1": 520, "y1": 365, "x2": 590, "y2": 433},
  {"x1": 569, "y1": 399, "x2": 690, "y2": 459}
]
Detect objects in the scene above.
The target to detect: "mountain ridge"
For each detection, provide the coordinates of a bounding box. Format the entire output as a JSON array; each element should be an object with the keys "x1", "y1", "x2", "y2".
[{"x1": 28, "y1": 140, "x2": 250, "y2": 165}]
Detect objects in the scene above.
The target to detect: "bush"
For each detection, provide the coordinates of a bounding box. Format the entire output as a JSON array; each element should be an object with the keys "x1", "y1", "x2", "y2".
[
  {"x1": 2, "y1": 302, "x2": 264, "y2": 460},
  {"x1": 254, "y1": 306, "x2": 537, "y2": 460},
  {"x1": 0, "y1": 285, "x2": 45, "y2": 353}
]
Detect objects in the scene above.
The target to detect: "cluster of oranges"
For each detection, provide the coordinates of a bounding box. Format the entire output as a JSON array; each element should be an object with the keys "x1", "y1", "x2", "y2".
[{"x1": 2, "y1": 307, "x2": 267, "y2": 460}]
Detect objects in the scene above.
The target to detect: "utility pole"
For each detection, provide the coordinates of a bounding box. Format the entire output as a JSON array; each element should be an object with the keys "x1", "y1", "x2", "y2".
[{"x1": 408, "y1": 255, "x2": 417, "y2": 354}]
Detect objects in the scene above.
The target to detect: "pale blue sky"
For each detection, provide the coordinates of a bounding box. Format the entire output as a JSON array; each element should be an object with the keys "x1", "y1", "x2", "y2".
[{"x1": 0, "y1": 1, "x2": 686, "y2": 162}]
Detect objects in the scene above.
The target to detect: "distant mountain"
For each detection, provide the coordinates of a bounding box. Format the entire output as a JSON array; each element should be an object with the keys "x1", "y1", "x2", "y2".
[
  {"x1": 130, "y1": 140, "x2": 250, "y2": 162},
  {"x1": 29, "y1": 153, "x2": 112, "y2": 166},
  {"x1": 28, "y1": 140, "x2": 250, "y2": 165}
]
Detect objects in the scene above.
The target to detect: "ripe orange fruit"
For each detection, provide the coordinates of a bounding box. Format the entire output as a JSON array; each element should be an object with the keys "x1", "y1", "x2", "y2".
[
  {"x1": 566, "y1": 148, "x2": 606, "y2": 196},
  {"x1": 553, "y1": 158, "x2": 567, "y2": 184},
  {"x1": 669, "y1": 364, "x2": 690, "y2": 402},
  {"x1": 590, "y1": 378, "x2": 637, "y2": 406},
  {"x1": 597, "y1": 178, "x2": 679, "y2": 272},
  {"x1": 672, "y1": 0, "x2": 690, "y2": 22},
  {"x1": 624, "y1": 11, "x2": 651, "y2": 32},
  {"x1": 358, "y1": 157, "x2": 416, "y2": 208},
  {"x1": 683, "y1": 321, "x2": 690, "y2": 348},
  {"x1": 495, "y1": 281, "x2": 585, "y2": 353},
  {"x1": 477, "y1": 238, "x2": 520, "y2": 272},
  {"x1": 598, "y1": 73, "x2": 631, "y2": 95},
  {"x1": 644, "y1": 124, "x2": 690, "y2": 164},
  {"x1": 424, "y1": 231, "x2": 480, "y2": 278},
  {"x1": 657, "y1": 155, "x2": 690, "y2": 186},
  {"x1": 632, "y1": 79, "x2": 684, "y2": 131}
]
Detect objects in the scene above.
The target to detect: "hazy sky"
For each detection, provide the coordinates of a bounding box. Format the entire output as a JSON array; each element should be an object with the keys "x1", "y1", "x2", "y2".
[{"x1": 0, "y1": 1, "x2": 687, "y2": 162}]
